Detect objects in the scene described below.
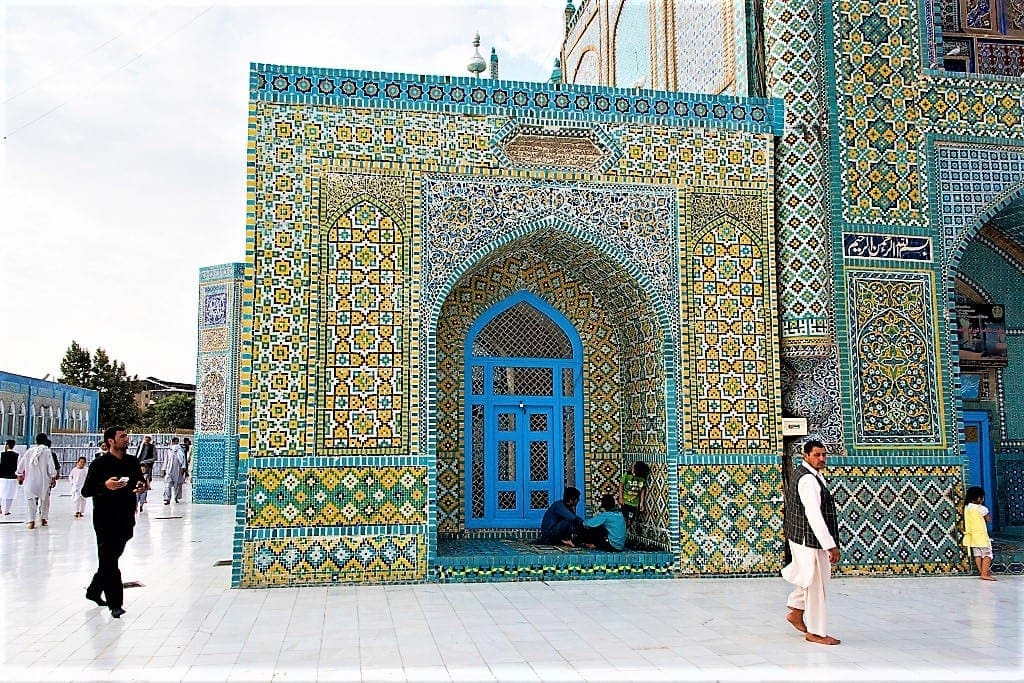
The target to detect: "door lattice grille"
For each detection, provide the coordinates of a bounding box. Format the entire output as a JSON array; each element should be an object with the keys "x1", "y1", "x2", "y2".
[{"x1": 472, "y1": 302, "x2": 573, "y2": 358}]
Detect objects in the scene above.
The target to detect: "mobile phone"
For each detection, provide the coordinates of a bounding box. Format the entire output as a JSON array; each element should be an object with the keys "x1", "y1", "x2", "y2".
[{"x1": 117, "y1": 476, "x2": 130, "y2": 483}]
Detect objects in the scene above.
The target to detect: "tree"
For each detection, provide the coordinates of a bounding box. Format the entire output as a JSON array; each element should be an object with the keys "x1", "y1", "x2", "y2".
[
  {"x1": 59, "y1": 340, "x2": 93, "y2": 387},
  {"x1": 91, "y1": 348, "x2": 141, "y2": 429},
  {"x1": 145, "y1": 393, "x2": 195, "y2": 432},
  {"x1": 57, "y1": 342, "x2": 142, "y2": 429}
]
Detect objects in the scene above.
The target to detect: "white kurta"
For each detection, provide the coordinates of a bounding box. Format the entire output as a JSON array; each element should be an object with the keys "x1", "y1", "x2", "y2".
[
  {"x1": 164, "y1": 445, "x2": 186, "y2": 484},
  {"x1": 781, "y1": 462, "x2": 836, "y2": 637},
  {"x1": 68, "y1": 466, "x2": 88, "y2": 513},
  {"x1": 16, "y1": 446, "x2": 57, "y2": 498}
]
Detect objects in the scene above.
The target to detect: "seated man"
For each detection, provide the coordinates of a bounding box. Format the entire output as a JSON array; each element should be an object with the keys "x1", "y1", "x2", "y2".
[
  {"x1": 577, "y1": 493, "x2": 626, "y2": 551},
  {"x1": 538, "y1": 487, "x2": 583, "y2": 546}
]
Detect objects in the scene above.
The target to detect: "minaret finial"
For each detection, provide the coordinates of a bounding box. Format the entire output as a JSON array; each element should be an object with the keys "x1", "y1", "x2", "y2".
[
  {"x1": 467, "y1": 32, "x2": 487, "y2": 78},
  {"x1": 490, "y1": 47, "x2": 499, "y2": 80}
]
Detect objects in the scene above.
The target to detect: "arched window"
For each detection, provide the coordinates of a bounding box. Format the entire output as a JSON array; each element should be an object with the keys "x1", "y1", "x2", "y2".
[{"x1": 19, "y1": 404, "x2": 27, "y2": 436}]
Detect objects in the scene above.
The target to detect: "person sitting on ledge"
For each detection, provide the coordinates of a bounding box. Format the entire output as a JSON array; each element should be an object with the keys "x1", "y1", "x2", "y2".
[
  {"x1": 538, "y1": 486, "x2": 583, "y2": 547},
  {"x1": 576, "y1": 493, "x2": 626, "y2": 551}
]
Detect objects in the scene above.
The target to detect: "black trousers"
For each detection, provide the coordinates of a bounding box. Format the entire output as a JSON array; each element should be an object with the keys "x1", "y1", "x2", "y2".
[
  {"x1": 576, "y1": 524, "x2": 617, "y2": 551},
  {"x1": 87, "y1": 529, "x2": 130, "y2": 608}
]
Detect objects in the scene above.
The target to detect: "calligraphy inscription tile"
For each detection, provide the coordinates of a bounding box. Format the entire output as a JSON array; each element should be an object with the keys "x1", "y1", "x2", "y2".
[
  {"x1": 843, "y1": 233, "x2": 932, "y2": 262},
  {"x1": 502, "y1": 133, "x2": 607, "y2": 169}
]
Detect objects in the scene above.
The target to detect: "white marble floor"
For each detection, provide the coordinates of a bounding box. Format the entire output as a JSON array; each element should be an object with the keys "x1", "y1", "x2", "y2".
[{"x1": 1, "y1": 480, "x2": 1021, "y2": 682}]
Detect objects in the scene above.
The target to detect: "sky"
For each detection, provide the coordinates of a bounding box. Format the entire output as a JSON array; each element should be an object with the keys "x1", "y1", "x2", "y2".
[{"x1": 1, "y1": 0, "x2": 565, "y2": 384}]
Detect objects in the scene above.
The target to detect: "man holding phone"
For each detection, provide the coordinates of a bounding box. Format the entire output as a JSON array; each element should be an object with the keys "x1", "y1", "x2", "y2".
[{"x1": 82, "y1": 425, "x2": 146, "y2": 618}]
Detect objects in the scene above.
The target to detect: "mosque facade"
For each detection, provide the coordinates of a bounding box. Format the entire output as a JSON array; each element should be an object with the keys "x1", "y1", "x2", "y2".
[
  {"x1": 0, "y1": 371, "x2": 99, "y2": 446},
  {"x1": 195, "y1": 0, "x2": 1024, "y2": 586}
]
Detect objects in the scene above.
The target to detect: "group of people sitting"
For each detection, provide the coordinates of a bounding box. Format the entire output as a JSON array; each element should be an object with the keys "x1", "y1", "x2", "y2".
[{"x1": 536, "y1": 461, "x2": 649, "y2": 551}]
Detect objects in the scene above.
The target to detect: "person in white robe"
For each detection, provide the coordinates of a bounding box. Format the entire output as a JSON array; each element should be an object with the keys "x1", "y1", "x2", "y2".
[
  {"x1": 16, "y1": 433, "x2": 57, "y2": 529},
  {"x1": 68, "y1": 456, "x2": 89, "y2": 517},
  {"x1": 781, "y1": 439, "x2": 841, "y2": 645},
  {"x1": 162, "y1": 437, "x2": 187, "y2": 505}
]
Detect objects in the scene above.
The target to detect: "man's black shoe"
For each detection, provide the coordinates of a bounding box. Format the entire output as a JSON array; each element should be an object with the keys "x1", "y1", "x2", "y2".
[
  {"x1": 86, "y1": 592, "x2": 107, "y2": 607},
  {"x1": 110, "y1": 607, "x2": 126, "y2": 618}
]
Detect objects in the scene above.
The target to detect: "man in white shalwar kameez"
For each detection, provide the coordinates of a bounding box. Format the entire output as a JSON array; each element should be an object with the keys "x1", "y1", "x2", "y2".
[
  {"x1": 16, "y1": 433, "x2": 58, "y2": 529},
  {"x1": 781, "y1": 439, "x2": 841, "y2": 645},
  {"x1": 162, "y1": 437, "x2": 187, "y2": 505}
]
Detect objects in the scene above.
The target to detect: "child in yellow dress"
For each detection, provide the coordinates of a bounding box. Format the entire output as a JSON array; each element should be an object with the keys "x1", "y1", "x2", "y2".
[{"x1": 962, "y1": 486, "x2": 996, "y2": 581}]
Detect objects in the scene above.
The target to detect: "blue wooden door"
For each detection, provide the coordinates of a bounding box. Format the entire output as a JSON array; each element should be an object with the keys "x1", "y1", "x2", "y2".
[
  {"x1": 490, "y1": 404, "x2": 555, "y2": 522},
  {"x1": 465, "y1": 292, "x2": 583, "y2": 529},
  {"x1": 963, "y1": 410, "x2": 997, "y2": 530}
]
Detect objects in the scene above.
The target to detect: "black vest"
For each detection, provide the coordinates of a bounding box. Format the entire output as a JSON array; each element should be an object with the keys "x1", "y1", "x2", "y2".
[{"x1": 784, "y1": 468, "x2": 839, "y2": 549}]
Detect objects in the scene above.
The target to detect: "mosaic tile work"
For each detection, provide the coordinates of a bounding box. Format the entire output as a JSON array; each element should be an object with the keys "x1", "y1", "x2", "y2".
[
  {"x1": 673, "y1": 0, "x2": 739, "y2": 94},
  {"x1": 240, "y1": 535, "x2": 426, "y2": 587},
  {"x1": 240, "y1": 63, "x2": 779, "y2": 585},
  {"x1": 678, "y1": 464, "x2": 784, "y2": 575},
  {"x1": 933, "y1": 142, "x2": 1024, "y2": 268},
  {"x1": 194, "y1": 263, "x2": 245, "y2": 505},
  {"x1": 679, "y1": 463, "x2": 966, "y2": 576},
  {"x1": 827, "y1": 2, "x2": 1024, "y2": 227},
  {"x1": 317, "y1": 193, "x2": 408, "y2": 454},
  {"x1": 780, "y1": 352, "x2": 845, "y2": 449},
  {"x1": 246, "y1": 466, "x2": 427, "y2": 528},
  {"x1": 765, "y1": 0, "x2": 834, "y2": 343},
  {"x1": 434, "y1": 537, "x2": 676, "y2": 583},
  {"x1": 995, "y1": 455, "x2": 1024, "y2": 526},
  {"x1": 829, "y1": 465, "x2": 965, "y2": 574},
  {"x1": 431, "y1": 226, "x2": 673, "y2": 544},
  {"x1": 682, "y1": 191, "x2": 780, "y2": 452},
  {"x1": 250, "y1": 65, "x2": 783, "y2": 136},
  {"x1": 846, "y1": 270, "x2": 945, "y2": 445}
]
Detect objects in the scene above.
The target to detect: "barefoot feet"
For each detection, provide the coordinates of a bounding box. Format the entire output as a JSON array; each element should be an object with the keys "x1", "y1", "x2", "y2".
[
  {"x1": 805, "y1": 633, "x2": 841, "y2": 645},
  {"x1": 981, "y1": 575, "x2": 997, "y2": 581},
  {"x1": 786, "y1": 608, "x2": 807, "y2": 633}
]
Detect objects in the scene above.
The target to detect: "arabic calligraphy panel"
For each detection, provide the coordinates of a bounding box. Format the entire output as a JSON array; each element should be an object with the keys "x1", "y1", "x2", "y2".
[{"x1": 842, "y1": 233, "x2": 932, "y2": 262}]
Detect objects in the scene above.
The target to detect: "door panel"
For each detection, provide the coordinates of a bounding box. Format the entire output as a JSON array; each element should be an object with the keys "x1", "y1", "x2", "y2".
[{"x1": 963, "y1": 410, "x2": 996, "y2": 530}]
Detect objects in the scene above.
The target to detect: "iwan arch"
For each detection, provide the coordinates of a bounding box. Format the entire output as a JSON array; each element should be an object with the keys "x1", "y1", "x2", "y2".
[{"x1": 192, "y1": 1, "x2": 1024, "y2": 585}]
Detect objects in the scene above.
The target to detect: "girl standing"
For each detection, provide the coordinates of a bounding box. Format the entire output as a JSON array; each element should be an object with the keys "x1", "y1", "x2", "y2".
[{"x1": 962, "y1": 486, "x2": 996, "y2": 581}]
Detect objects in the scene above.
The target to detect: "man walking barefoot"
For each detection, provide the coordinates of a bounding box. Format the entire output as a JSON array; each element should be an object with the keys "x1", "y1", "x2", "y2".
[{"x1": 782, "y1": 440, "x2": 841, "y2": 645}]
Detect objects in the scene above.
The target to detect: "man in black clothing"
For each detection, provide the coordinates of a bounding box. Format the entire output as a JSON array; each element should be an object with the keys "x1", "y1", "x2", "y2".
[
  {"x1": 0, "y1": 439, "x2": 19, "y2": 515},
  {"x1": 82, "y1": 425, "x2": 146, "y2": 618}
]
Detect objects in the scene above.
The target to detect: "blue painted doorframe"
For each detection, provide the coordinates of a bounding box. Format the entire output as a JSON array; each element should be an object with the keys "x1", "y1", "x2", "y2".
[
  {"x1": 963, "y1": 409, "x2": 997, "y2": 530},
  {"x1": 464, "y1": 292, "x2": 584, "y2": 529}
]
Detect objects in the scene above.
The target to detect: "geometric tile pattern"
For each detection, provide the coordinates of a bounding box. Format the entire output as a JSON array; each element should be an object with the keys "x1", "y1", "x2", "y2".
[
  {"x1": 240, "y1": 535, "x2": 427, "y2": 587},
  {"x1": 563, "y1": 0, "x2": 746, "y2": 94},
  {"x1": 829, "y1": 465, "x2": 966, "y2": 575},
  {"x1": 934, "y1": 143, "x2": 1024, "y2": 268},
  {"x1": 250, "y1": 65, "x2": 783, "y2": 136},
  {"x1": 240, "y1": 63, "x2": 779, "y2": 586},
  {"x1": 246, "y1": 466, "x2": 427, "y2": 528},
  {"x1": 765, "y1": 0, "x2": 836, "y2": 342},
  {"x1": 419, "y1": 175, "x2": 679, "y2": 339},
  {"x1": 996, "y1": 456, "x2": 1024, "y2": 526},
  {"x1": 830, "y1": 2, "x2": 1024, "y2": 226},
  {"x1": 317, "y1": 198, "x2": 407, "y2": 454},
  {"x1": 193, "y1": 263, "x2": 245, "y2": 505},
  {"x1": 683, "y1": 191, "x2": 779, "y2": 451},
  {"x1": 847, "y1": 270, "x2": 944, "y2": 444},
  {"x1": 678, "y1": 464, "x2": 785, "y2": 575},
  {"x1": 434, "y1": 538, "x2": 676, "y2": 583}
]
